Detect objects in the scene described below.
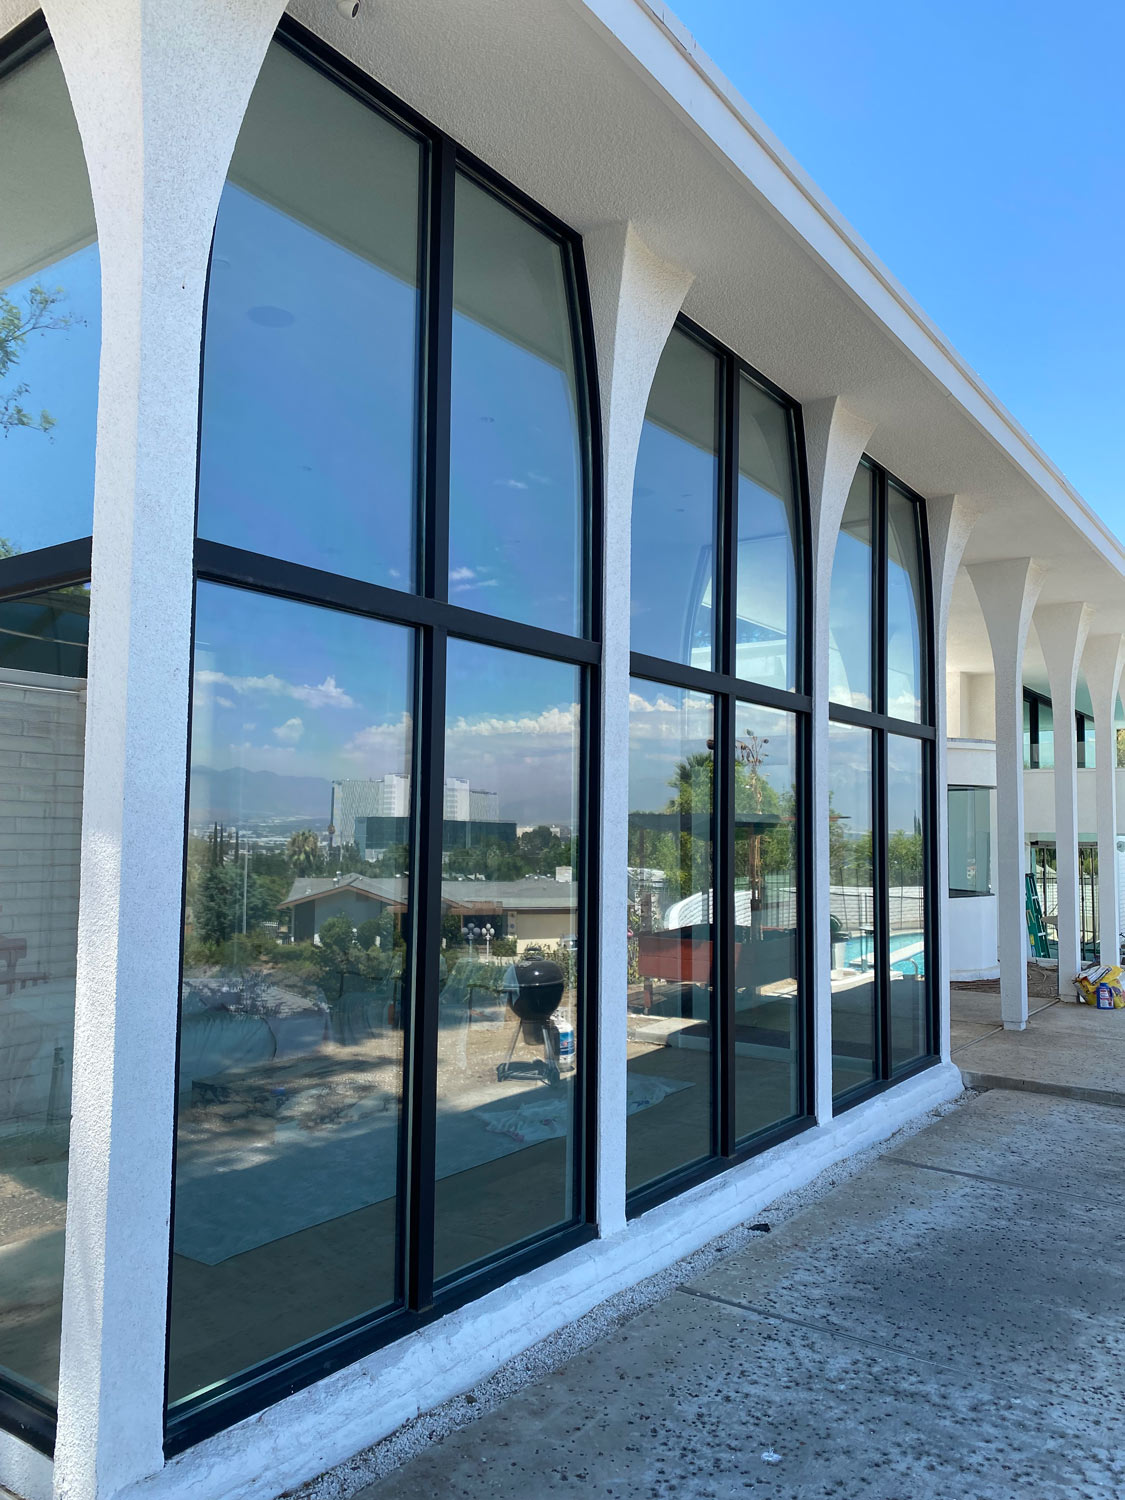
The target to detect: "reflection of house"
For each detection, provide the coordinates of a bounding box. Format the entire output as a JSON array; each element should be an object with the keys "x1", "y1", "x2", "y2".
[{"x1": 281, "y1": 874, "x2": 576, "y2": 951}]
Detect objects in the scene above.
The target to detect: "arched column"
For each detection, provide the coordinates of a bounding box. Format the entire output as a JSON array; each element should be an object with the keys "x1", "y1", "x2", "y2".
[
  {"x1": 927, "y1": 497, "x2": 980, "y2": 1062},
  {"x1": 802, "y1": 398, "x2": 876, "y2": 1123},
  {"x1": 39, "y1": 2, "x2": 287, "y2": 1495},
  {"x1": 1082, "y1": 633, "x2": 1125, "y2": 968},
  {"x1": 1036, "y1": 604, "x2": 1092, "y2": 986},
  {"x1": 967, "y1": 559, "x2": 1045, "y2": 1029},
  {"x1": 582, "y1": 223, "x2": 692, "y2": 1235}
]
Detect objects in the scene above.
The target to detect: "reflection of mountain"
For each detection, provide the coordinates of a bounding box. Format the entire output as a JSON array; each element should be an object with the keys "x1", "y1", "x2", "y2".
[{"x1": 190, "y1": 765, "x2": 331, "y2": 823}]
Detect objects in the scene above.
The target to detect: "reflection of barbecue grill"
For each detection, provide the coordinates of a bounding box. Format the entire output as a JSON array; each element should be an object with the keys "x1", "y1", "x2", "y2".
[{"x1": 497, "y1": 952, "x2": 565, "y2": 1086}]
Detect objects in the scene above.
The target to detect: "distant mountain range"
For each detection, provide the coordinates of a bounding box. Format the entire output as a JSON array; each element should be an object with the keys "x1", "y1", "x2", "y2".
[{"x1": 190, "y1": 765, "x2": 332, "y2": 824}]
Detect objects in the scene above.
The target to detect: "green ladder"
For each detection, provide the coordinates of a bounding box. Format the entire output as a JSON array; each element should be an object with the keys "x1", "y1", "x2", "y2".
[{"x1": 1025, "y1": 872, "x2": 1050, "y2": 958}]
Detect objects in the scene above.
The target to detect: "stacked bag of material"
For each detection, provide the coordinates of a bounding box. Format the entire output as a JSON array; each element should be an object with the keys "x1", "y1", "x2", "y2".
[{"x1": 1073, "y1": 964, "x2": 1125, "y2": 1008}]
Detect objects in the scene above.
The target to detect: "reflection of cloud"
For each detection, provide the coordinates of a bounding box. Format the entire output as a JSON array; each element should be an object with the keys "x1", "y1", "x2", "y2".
[
  {"x1": 495, "y1": 478, "x2": 529, "y2": 490},
  {"x1": 344, "y1": 714, "x2": 413, "y2": 761},
  {"x1": 449, "y1": 705, "x2": 577, "y2": 738},
  {"x1": 628, "y1": 691, "x2": 712, "y2": 743},
  {"x1": 273, "y1": 717, "x2": 304, "y2": 744},
  {"x1": 450, "y1": 565, "x2": 501, "y2": 595},
  {"x1": 217, "y1": 696, "x2": 235, "y2": 709},
  {"x1": 196, "y1": 668, "x2": 354, "y2": 709}
]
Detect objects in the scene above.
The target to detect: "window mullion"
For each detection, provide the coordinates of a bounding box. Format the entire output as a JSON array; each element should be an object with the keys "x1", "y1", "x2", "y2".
[
  {"x1": 406, "y1": 623, "x2": 447, "y2": 1311},
  {"x1": 422, "y1": 133, "x2": 456, "y2": 602}
]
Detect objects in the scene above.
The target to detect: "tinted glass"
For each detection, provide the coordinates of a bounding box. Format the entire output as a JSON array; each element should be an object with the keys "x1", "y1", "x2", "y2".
[
  {"x1": 197, "y1": 42, "x2": 422, "y2": 588},
  {"x1": 434, "y1": 640, "x2": 581, "y2": 1279},
  {"x1": 626, "y1": 681, "x2": 714, "y2": 1194},
  {"x1": 449, "y1": 175, "x2": 583, "y2": 634},
  {"x1": 735, "y1": 379, "x2": 799, "y2": 690},
  {"x1": 1038, "y1": 699, "x2": 1054, "y2": 769},
  {"x1": 1023, "y1": 696, "x2": 1033, "y2": 768},
  {"x1": 733, "y1": 703, "x2": 801, "y2": 1141},
  {"x1": 829, "y1": 723, "x2": 876, "y2": 1096},
  {"x1": 167, "y1": 582, "x2": 413, "y2": 1407},
  {"x1": 0, "y1": 583, "x2": 88, "y2": 1400},
  {"x1": 888, "y1": 735, "x2": 928, "y2": 1070},
  {"x1": 631, "y1": 328, "x2": 720, "y2": 668},
  {"x1": 1, "y1": 45, "x2": 100, "y2": 554},
  {"x1": 948, "y1": 787, "x2": 992, "y2": 896},
  {"x1": 886, "y1": 486, "x2": 924, "y2": 722},
  {"x1": 828, "y1": 468, "x2": 873, "y2": 710}
]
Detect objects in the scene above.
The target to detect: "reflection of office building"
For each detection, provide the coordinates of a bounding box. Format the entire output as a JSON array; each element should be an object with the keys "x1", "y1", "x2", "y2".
[
  {"x1": 442, "y1": 777, "x2": 499, "y2": 823},
  {"x1": 329, "y1": 774, "x2": 409, "y2": 848}
]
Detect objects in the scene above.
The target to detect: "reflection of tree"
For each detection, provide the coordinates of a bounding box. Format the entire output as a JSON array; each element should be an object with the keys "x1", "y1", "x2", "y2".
[
  {"x1": 1, "y1": 283, "x2": 76, "y2": 437},
  {"x1": 286, "y1": 828, "x2": 322, "y2": 876}
]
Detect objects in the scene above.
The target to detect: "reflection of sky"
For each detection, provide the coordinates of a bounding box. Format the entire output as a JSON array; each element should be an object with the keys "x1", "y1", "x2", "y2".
[
  {"x1": 190, "y1": 582, "x2": 412, "y2": 790},
  {"x1": 446, "y1": 639, "x2": 579, "y2": 825},
  {"x1": 887, "y1": 735, "x2": 923, "y2": 837},
  {"x1": 631, "y1": 421, "x2": 716, "y2": 666},
  {"x1": 828, "y1": 529, "x2": 872, "y2": 709},
  {"x1": 2, "y1": 243, "x2": 100, "y2": 554},
  {"x1": 735, "y1": 700, "x2": 795, "y2": 798},
  {"x1": 828, "y1": 723, "x2": 871, "y2": 836},
  {"x1": 736, "y1": 477, "x2": 795, "y2": 688},
  {"x1": 449, "y1": 316, "x2": 581, "y2": 634},
  {"x1": 628, "y1": 681, "x2": 713, "y2": 813},
  {"x1": 197, "y1": 186, "x2": 419, "y2": 587}
]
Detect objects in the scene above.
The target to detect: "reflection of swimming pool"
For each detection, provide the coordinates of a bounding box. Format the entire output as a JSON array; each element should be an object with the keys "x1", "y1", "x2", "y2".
[{"x1": 842, "y1": 931, "x2": 925, "y2": 977}]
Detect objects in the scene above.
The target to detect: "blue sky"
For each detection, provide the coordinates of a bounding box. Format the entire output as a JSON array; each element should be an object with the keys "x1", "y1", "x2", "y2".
[{"x1": 670, "y1": 0, "x2": 1125, "y2": 538}]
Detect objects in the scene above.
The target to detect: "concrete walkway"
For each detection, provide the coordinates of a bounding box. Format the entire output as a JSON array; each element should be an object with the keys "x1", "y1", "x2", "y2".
[
  {"x1": 352, "y1": 1089, "x2": 1125, "y2": 1499},
  {"x1": 953, "y1": 990, "x2": 1125, "y2": 1106}
]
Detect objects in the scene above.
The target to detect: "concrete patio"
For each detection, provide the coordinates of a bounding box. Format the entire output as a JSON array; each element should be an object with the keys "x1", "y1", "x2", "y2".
[
  {"x1": 953, "y1": 983, "x2": 1125, "y2": 1107},
  {"x1": 310, "y1": 1082, "x2": 1124, "y2": 1500}
]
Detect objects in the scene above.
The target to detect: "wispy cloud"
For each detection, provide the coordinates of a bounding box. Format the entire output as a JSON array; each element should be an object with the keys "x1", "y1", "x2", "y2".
[{"x1": 196, "y1": 669, "x2": 355, "y2": 710}]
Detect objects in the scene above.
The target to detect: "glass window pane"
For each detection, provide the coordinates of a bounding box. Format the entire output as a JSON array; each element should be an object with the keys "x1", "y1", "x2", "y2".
[
  {"x1": 197, "y1": 42, "x2": 422, "y2": 588},
  {"x1": 886, "y1": 486, "x2": 924, "y2": 723},
  {"x1": 1, "y1": 46, "x2": 100, "y2": 553},
  {"x1": 888, "y1": 736, "x2": 929, "y2": 1070},
  {"x1": 434, "y1": 641, "x2": 581, "y2": 1280},
  {"x1": 733, "y1": 703, "x2": 801, "y2": 1141},
  {"x1": 735, "y1": 380, "x2": 799, "y2": 690},
  {"x1": 1038, "y1": 699, "x2": 1054, "y2": 769},
  {"x1": 0, "y1": 583, "x2": 89, "y2": 1402},
  {"x1": 1026, "y1": 693, "x2": 1038, "y2": 768},
  {"x1": 828, "y1": 469, "x2": 873, "y2": 711},
  {"x1": 626, "y1": 682, "x2": 714, "y2": 1194},
  {"x1": 167, "y1": 583, "x2": 414, "y2": 1409},
  {"x1": 829, "y1": 723, "x2": 875, "y2": 1097},
  {"x1": 630, "y1": 328, "x2": 720, "y2": 669},
  {"x1": 948, "y1": 787, "x2": 992, "y2": 896},
  {"x1": 449, "y1": 176, "x2": 584, "y2": 635}
]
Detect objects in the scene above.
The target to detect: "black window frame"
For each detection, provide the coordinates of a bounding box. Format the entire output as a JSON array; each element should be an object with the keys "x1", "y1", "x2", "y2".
[
  {"x1": 1022, "y1": 687, "x2": 1053, "y2": 770},
  {"x1": 1076, "y1": 709, "x2": 1094, "y2": 769},
  {"x1": 626, "y1": 313, "x2": 815, "y2": 1219},
  {"x1": 829, "y1": 458, "x2": 939, "y2": 1109},
  {"x1": 163, "y1": 14, "x2": 603, "y2": 1455},
  {"x1": 0, "y1": 11, "x2": 97, "y2": 1458}
]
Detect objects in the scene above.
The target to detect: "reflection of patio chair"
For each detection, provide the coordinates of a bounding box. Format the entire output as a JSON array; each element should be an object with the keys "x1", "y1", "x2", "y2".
[{"x1": 0, "y1": 936, "x2": 48, "y2": 997}]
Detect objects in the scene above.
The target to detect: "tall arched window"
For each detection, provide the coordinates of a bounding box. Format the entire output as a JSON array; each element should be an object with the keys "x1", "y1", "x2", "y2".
[
  {"x1": 827, "y1": 461, "x2": 936, "y2": 1103},
  {"x1": 626, "y1": 316, "x2": 811, "y2": 1209},
  {"x1": 0, "y1": 17, "x2": 99, "y2": 1451},
  {"x1": 168, "y1": 22, "x2": 599, "y2": 1446}
]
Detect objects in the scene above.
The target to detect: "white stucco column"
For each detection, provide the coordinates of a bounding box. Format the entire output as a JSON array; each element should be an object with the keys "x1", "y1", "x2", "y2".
[
  {"x1": 40, "y1": 4, "x2": 286, "y2": 1497},
  {"x1": 581, "y1": 224, "x2": 692, "y2": 1235},
  {"x1": 967, "y1": 559, "x2": 1045, "y2": 1029},
  {"x1": 801, "y1": 398, "x2": 876, "y2": 1123},
  {"x1": 1036, "y1": 604, "x2": 1092, "y2": 987},
  {"x1": 1082, "y1": 634, "x2": 1125, "y2": 969},
  {"x1": 926, "y1": 499, "x2": 979, "y2": 1063}
]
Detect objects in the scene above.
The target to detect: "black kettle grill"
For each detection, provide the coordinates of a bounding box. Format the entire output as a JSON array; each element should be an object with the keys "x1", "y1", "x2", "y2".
[{"x1": 497, "y1": 951, "x2": 565, "y2": 1086}]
